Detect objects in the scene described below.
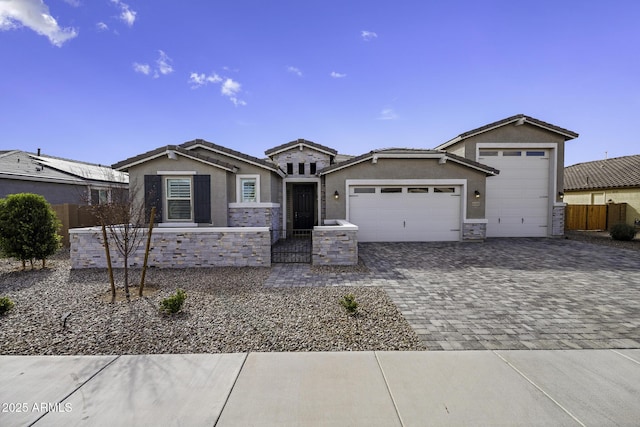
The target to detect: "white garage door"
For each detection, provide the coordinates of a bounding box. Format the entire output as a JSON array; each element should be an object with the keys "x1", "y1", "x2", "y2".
[
  {"x1": 349, "y1": 185, "x2": 461, "y2": 242},
  {"x1": 479, "y1": 149, "x2": 550, "y2": 237}
]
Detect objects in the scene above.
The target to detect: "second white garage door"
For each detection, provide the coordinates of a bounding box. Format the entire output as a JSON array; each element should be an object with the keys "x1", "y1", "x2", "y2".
[
  {"x1": 348, "y1": 185, "x2": 461, "y2": 242},
  {"x1": 479, "y1": 149, "x2": 550, "y2": 237}
]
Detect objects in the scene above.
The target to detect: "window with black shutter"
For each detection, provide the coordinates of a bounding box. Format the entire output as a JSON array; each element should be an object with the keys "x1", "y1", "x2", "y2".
[
  {"x1": 144, "y1": 175, "x2": 163, "y2": 223},
  {"x1": 193, "y1": 174, "x2": 211, "y2": 223}
]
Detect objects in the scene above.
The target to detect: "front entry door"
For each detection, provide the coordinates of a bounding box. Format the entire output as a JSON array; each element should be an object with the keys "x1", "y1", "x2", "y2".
[{"x1": 292, "y1": 184, "x2": 314, "y2": 229}]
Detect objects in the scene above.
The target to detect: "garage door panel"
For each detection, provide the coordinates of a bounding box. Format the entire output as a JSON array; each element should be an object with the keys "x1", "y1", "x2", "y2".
[
  {"x1": 349, "y1": 186, "x2": 460, "y2": 242},
  {"x1": 482, "y1": 149, "x2": 550, "y2": 237}
]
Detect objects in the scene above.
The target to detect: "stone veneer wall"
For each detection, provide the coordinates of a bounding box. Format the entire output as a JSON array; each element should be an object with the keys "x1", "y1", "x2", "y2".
[
  {"x1": 552, "y1": 204, "x2": 565, "y2": 236},
  {"x1": 70, "y1": 227, "x2": 270, "y2": 269},
  {"x1": 312, "y1": 220, "x2": 358, "y2": 266},
  {"x1": 462, "y1": 221, "x2": 487, "y2": 241},
  {"x1": 228, "y1": 206, "x2": 282, "y2": 243}
]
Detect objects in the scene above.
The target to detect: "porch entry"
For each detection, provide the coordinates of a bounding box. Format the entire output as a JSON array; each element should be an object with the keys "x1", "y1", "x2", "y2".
[{"x1": 271, "y1": 183, "x2": 316, "y2": 263}]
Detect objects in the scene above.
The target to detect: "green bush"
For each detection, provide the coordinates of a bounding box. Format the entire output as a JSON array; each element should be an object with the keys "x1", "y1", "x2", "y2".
[
  {"x1": 610, "y1": 223, "x2": 637, "y2": 241},
  {"x1": 160, "y1": 289, "x2": 187, "y2": 314},
  {"x1": 0, "y1": 193, "x2": 61, "y2": 268},
  {"x1": 0, "y1": 296, "x2": 14, "y2": 316},
  {"x1": 340, "y1": 293, "x2": 358, "y2": 315}
]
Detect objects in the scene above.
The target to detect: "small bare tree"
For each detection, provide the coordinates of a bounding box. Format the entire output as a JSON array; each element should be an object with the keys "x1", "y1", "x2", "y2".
[{"x1": 94, "y1": 185, "x2": 147, "y2": 301}]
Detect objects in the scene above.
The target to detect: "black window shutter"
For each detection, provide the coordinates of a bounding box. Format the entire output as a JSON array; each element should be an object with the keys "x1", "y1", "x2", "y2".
[
  {"x1": 144, "y1": 175, "x2": 162, "y2": 223},
  {"x1": 193, "y1": 175, "x2": 211, "y2": 223}
]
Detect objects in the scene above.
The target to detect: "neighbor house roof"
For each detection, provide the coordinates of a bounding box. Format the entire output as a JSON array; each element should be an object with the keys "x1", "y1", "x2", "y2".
[
  {"x1": 564, "y1": 155, "x2": 640, "y2": 191},
  {"x1": 265, "y1": 138, "x2": 338, "y2": 157},
  {"x1": 112, "y1": 145, "x2": 239, "y2": 172},
  {"x1": 319, "y1": 148, "x2": 499, "y2": 176},
  {"x1": 436, "y1": 114, "x2": 579, "y2": 150},
  {"x1": 0, "y1": 150, "x2": 128, "y2": 186}
]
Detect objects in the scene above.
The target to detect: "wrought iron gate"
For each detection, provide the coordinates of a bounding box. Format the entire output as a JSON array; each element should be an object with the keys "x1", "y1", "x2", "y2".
[{"x1": 271, "y1": 229, "x2": 312, "y2": 263}]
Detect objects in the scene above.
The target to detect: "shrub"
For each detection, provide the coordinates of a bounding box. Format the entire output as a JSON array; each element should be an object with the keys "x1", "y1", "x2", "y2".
[
  {"x1": 610, "y1": 223, "x2": 637, "y2": 241},
  {"x1": 340, "y1": 293, "x2": 358, "y2": 315},
  {"x1": 0, "y1": 296, "x2": 14, "y2": 315},
  {"x1": 160, "y1": 289, "x2": 187, "y2": 314},
  {"x1": 0, "y1": 194, "x2": 61, "y2": 268}
]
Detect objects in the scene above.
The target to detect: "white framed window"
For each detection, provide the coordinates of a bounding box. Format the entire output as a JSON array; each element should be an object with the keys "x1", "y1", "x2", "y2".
[
  {"x1": 166, "y1": 177, "x2": 192, "y2": 221},
  {"x1": 90, "y1": 188, "x2": 109, "y2": 205},
  {"x1": 237, "y1": 175, "x2": 260, "y2": 203}
]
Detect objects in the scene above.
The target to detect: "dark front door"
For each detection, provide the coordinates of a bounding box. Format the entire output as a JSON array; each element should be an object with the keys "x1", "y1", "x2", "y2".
[{"x1": 292, "y1": 184, "x2": 314, "y2": 229}]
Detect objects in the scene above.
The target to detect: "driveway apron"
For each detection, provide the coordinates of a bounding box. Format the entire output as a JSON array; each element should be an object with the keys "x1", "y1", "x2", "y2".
[{"x1": 265, "y1": 238, "x2": 640, "y2": 351}]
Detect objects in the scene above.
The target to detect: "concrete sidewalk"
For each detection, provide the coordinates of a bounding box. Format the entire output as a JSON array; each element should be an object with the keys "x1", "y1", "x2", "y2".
[{"x1": 2, "y1": 350, "x2": 639, "y2": 426}]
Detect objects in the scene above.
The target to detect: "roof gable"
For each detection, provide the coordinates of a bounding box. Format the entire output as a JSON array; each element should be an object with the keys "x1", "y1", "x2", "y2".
[
  {"x1": 112, "y1": 145, "x2": 238, "y2": 173},
  {"x1": 564, "y1": 155, "x2": 640, "y2": 191},
  {"x1": 181, "y1": 139, "x2": 284, "y2": 176},
  {"x1": 265, "y1": 138, "x2": 338, "y2": 157},
  {"x1": 319, "y1": 148, "x2": 499, "y2": 176},
  {"x1": 436, "y1": 114, "x2": 579, "y2": 150}
]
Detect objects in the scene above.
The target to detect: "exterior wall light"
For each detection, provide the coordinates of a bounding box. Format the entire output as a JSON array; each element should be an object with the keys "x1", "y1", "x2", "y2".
[
  {"x1": 334, "y1": 190, "x2": 340, "y2": 200},
  {"x1": 558, "y1": 191, "x2": 564, "y2": 199},
  {"x1": 474, "y1": 190, "x2": 481, "y2": 199}
]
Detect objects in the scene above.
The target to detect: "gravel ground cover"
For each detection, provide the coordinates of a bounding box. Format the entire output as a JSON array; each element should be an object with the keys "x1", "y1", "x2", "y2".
[{"x1": 0, "y1": 253, "x2": 423, "y2": 355}]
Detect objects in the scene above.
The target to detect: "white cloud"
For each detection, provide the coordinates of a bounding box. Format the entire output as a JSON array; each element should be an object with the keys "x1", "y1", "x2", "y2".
[
  {"x1": 110, "y1": 0, "x2": 136, "y2": 27},
  {"x1": 190, "y1": 71, "x2": 246, "y2": 106},
  {"x1": 133, "y1": 62, "x2": 151, "y2": 75},
  {"x1": 221, "y1": 78, "x2": 246, "y2": 106},
  {"x1": 287, "y1": 66, "x2": 302, "y2": 76},
  {"x1": 96, "y1": 22, "x2": 108, "y2": 31},
  {"x1": 63, "y1": 0, "x2": 81, "y2": 6},
  {"x1": 188, "y1": 72, "x2": 222, "y2": 88},
  {"x1": 378, "y1": 108, "x2": 398, "y2": 120},
  {"x1": 330, "y1": 71, "x2": 346, "y2": 78},
  {"x1": 361, "y1": 30, "x2": 378, "y2": 41},
  {"x1": 133, "y1": 51, "x2": 174, "y2": 78},
  {"x1": 156, "y1": 50, "x2": 173, "y2": 76},
  {"x1": 0, "y1": 0, "x2": 78, "y2": 47}
]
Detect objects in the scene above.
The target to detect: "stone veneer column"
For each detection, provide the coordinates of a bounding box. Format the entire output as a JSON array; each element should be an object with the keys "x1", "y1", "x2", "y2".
[{"x1": 552, "y1": 205, "x2": 566, "y2": 236}]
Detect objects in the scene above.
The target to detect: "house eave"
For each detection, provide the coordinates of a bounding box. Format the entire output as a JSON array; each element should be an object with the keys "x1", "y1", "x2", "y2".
[
  {"x1": 113, "y1": 147, "x2": 238, "y2": 173},
  {"x1": 435, "y1": 115, "x2": 579, "y2": 150},
  {"x1": 184, "y1": 142, "x2": 284, "y2": 177}
]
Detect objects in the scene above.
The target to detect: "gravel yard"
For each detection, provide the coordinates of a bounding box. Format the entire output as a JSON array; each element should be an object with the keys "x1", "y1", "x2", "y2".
[{"x1": 0, "y1": 253, "x2": 424, "y2": 355}]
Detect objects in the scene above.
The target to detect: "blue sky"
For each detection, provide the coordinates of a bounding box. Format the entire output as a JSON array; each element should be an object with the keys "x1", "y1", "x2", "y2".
[{"x1": 1, "y1": 0, "x2": 638, "y2": 167}]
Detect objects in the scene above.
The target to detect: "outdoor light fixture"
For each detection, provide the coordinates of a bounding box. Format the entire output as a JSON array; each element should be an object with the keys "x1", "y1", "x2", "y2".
[
  {"x1": 558, "y1": 191, "x2": 564, "y2": 199},
  {"x1": 334, "y1": 190, "x2": 340, "y2": 200},
  {"x1": 474, "y1": 190, "x2": 481, "y2": 199}
]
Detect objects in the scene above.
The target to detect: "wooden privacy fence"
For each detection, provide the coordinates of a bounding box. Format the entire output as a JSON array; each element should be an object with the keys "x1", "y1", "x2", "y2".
[
  {"x1": 565, "y1": 203, "x2": 627, "y2": 231},
  {"x1": 52, "y1": 204, "x2": 100, "y2": 246}
]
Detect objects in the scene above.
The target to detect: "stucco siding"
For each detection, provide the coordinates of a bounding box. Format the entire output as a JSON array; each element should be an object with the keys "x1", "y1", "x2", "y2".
[
  {"x1": 0, "y1": 178, "x2": 87, "y2": 205},
  {"x1": 128, "y1": 156, "x2": 229, "y2": 225},
  {"x1": 323, "y1": 158, "x2": 488, "y2": 220}
]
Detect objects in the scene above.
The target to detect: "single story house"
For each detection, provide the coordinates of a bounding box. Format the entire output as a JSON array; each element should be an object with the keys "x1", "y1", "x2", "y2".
[
  {"x1": 0, "y1": 149, "x2": 128, "y2": 205},
  {"x1": 564, "y1": 155, "x2": 640, "y2": 226},
  {"x1": 111, "y1": 114, "x2": 578, "y2": 242}
]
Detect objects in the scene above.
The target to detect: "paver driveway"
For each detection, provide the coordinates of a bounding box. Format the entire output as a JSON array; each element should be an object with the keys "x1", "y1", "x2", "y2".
[{"x1": 266, "y1": 238, "x2": 640, "y2": 350}]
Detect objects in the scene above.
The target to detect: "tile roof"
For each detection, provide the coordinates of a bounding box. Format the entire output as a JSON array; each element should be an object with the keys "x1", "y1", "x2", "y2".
[
  {"x1": 112, "y1": 145, "x2": 238, "y2": 172},
  {"x1": 319, "y1": 148, "x2": 499, "y2": 176},
  {"x1": 564, "y1": 155, "x2": 640, "y2": 191},
  {"x1": 181, "y1": 139, "x2": 282, "y2": 173},
  {"x1": 436, "y1": 114, "x2": 579, "y2": 150},
  {"x1": 265, "y1": 138, "x2": 338, "y2": 156}
]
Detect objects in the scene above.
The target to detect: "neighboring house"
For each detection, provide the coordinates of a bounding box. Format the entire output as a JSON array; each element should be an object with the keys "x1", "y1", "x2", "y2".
[
  {"x1": 0, "y1": 150, "x2": 129, "y2": 205},
  {"x1": 112, "y1": 114, "x2": 578, "y2": 242},
  {"x1": 564, "y1": 155, "x2": 640, "y2": 225}
]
